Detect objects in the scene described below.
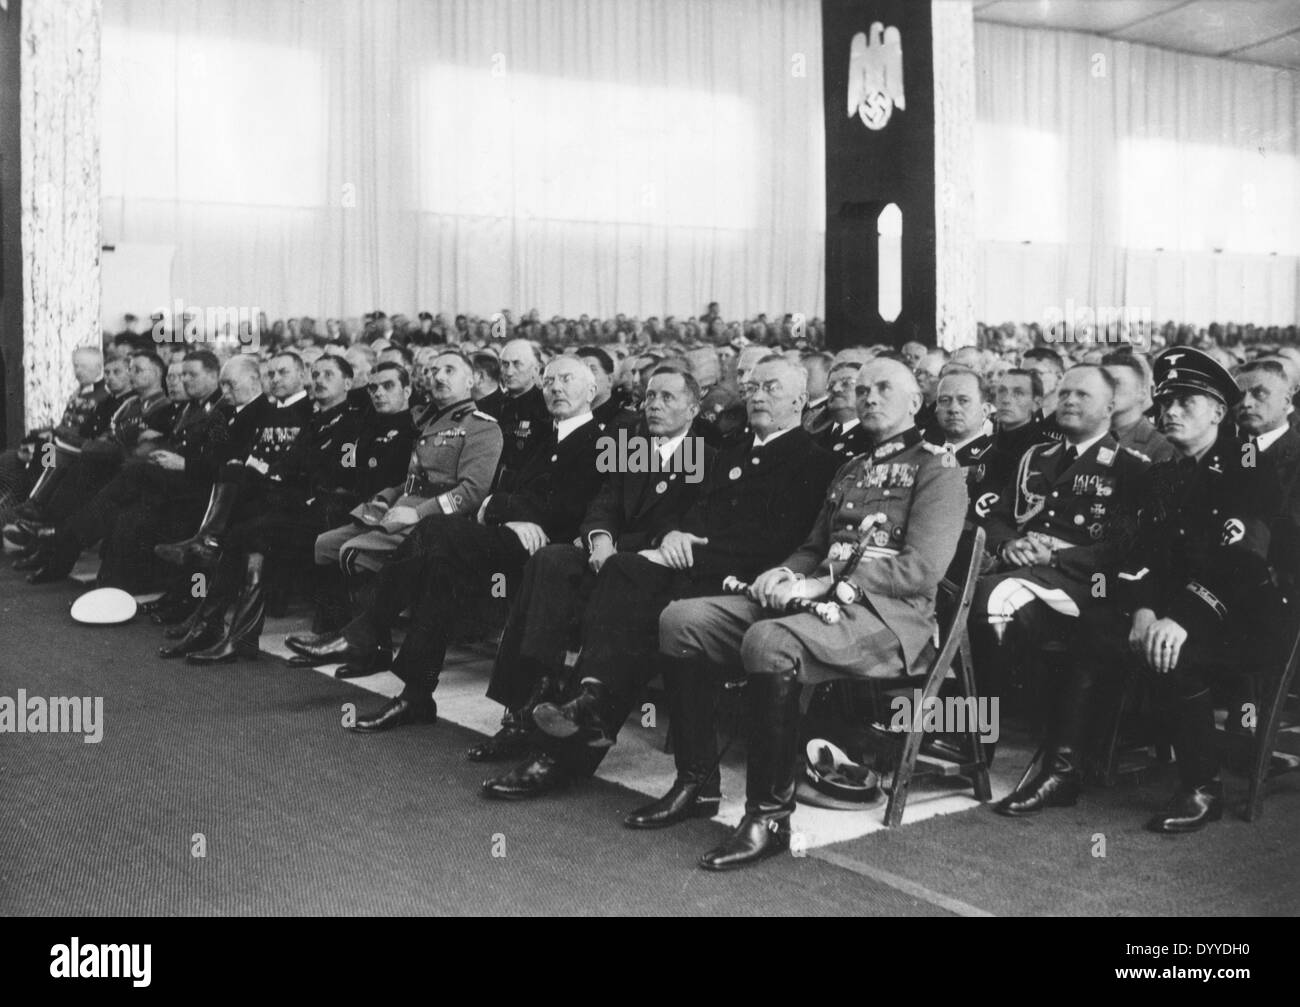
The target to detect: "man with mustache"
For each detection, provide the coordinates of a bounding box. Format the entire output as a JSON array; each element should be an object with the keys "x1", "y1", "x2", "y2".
[
  {"x1": 304, "y1": 349, "x2": 503, "y2": 648},
  {"x1": 287, "y1": 355, "x2": 606, "y2": 728},
  {"x1": 814, "y1": 360, "x2": 873, "y2": 460},
  {"x1": 505, "y1": 357, "x2": 838, "y2": 801}
]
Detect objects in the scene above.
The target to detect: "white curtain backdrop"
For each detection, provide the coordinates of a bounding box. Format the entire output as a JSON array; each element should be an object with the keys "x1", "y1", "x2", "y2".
[
  {"x1": 100, "y1": 4, "x2": 1300, "y2": 328},
  {"x1": 99, "y1": 0, "x2": 826, "y2": 322},
  {"x1": 974, "y1": 22, "x2": 1300, "y2": 328}
]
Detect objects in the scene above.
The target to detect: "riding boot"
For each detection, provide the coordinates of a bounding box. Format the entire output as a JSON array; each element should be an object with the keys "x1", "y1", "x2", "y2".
[
  {"x1": 154, "y1": 482, "x2": 238, "y2": 565},
  {"x1": 15, "y1": 463, "x2": 67, "y2": 522},
  {"x1": 187, "y1": 554, "x2": 266, "y2": 664},
  {"x1": 698, "y1": 667, "x2": 802, "y2": 870},
  {"x1": 158, "y1": 591, "x2": 226, "y2": 659}
]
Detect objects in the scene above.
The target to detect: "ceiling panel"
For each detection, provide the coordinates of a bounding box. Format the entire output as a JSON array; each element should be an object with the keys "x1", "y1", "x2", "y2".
[
  {"x1": 1112, "y1": 0, "x2": 1300, "y2": 56},
  {"x1": 977, "y1": 1, "x2": 1190, "y2": 35},
  {"x1": 974, "y1": 0, "x2": 1300, "y2": 68}
]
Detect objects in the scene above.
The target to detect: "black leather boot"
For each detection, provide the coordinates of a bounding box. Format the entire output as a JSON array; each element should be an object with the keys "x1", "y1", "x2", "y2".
[
  {"x1": 24, "y1": 526, "x2": 84, "y2": 584},
  {"x1": 14, "y1": 463, "x2": 67, "y2": 523},
  {"x1": 158, "y1": 594, "x2": 226, "y2": 659},
  {"x1": 532, "y1": 678, "x2": 614, "y2": 747},
  {"x1": 154, "y1": 482, "x2": 237, "y2": 566},
  {"x1": 625, "y1": 657, "x2": 722, "y2": 829},
  {"x1": 1147, "y1": 689, "x2": 1223, "y2": 834},
  {"x1": 699, "y1": 668, "x2": 802, "y2": 871},
  {"x1": 187, "y1": 554, "x2": 266, "y2": 664}
]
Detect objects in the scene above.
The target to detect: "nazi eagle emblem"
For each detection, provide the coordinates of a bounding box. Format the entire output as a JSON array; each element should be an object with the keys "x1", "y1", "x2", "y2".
[{"x1": 848, "y1": 23, "x2": 905, "y2": 131}]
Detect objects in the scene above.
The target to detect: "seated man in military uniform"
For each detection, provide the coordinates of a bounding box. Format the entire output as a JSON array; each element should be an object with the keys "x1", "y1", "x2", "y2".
[
  {"x1": 972, "y1": 365, "x2": 1148, "y2": 779},
  {"x1": 286, "y1": 355, "x2": 606, "y2": 726},
  {"x1": 651, "y1": 357, "x2": 967, "y2": 871},
  {"x1": 930, "y1": 368, "x2": 1015, "y2": 527},
  {"x1": 308, "y1": 349, "x2": 502, "y2": 636},
  {"x1": 996, "y1": 348, "x2": 1285, "y2": 832}
]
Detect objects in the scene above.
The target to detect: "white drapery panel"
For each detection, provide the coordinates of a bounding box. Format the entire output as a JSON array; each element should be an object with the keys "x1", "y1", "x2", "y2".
[
  {"x1": 100, "y1": 0, "x2": 826, "y2": 321},
  {"x1": 974, "y1": 22, "x2": 1300, "y2": 327}
]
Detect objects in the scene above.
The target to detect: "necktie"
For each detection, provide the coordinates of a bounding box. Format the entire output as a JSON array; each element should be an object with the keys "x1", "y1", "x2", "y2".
[{"x1": 1061, "y1": 445, "x2": 1078, "y2": 467}]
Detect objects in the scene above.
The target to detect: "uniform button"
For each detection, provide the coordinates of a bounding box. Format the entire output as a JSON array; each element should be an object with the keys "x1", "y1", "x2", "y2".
[
  {"x1": 1074, "y1": 515, "x2": 1084, "y2": 525},
  {"x1": 883, "y1": 490, "x2": 891, "y2": 497},
  {"x1": 845, "y1": 502, "x2": 854, "y2": 510},
  {"x1": 1048, "y1": 510, "x2": 1055, "y2": 516},
  {"x1": 1051, "y1": 491, "x2": 1058, "y2": 498},
  {"x1": 751, "y1": 457, "x2": 760, "y2": 465},
  {"x1": 551, "y1": 454, "x2": 558, "y2": 462}
]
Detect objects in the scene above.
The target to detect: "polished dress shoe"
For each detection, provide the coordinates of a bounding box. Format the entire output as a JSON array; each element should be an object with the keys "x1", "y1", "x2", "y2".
[
  {"x1": 481, "y1": 753, "x2": 570, "y2": 800},
  {"x1": 532, "y1": 680, "x2": 613, "y2": 747},
  {"x1": 288, "y1": 632, "x2": 375, "y2": 667},
  {"x1": 466, "y1": 724, "x2": 535, "y2": 762},
  {"x1": 286, "y1": 644, "x2": 390, "y2": 676},
  {"x1": 625, "y1": 777, "x2": 721, "y2": 829},
  {"x1": 349, "y1": 697, "x2": 437, "y2": 733},
  {"x1": 1145, "y1": 782, "x2": 1224, "y2": 834},
  {"x1": 285, "y1": 629, "x2": 339, "y2": 655},
  {"x1": 698, "y1": 814, "x2": 791, "y2": 871},
  {"x1": 993, "y1": 749, "x2": 1082, "y2": 817}
]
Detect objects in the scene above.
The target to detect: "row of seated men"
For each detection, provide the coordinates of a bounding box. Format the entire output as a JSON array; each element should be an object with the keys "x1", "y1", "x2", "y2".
[{"x1": 4, "y1": 337, "x2": 1298, "y2": 873}]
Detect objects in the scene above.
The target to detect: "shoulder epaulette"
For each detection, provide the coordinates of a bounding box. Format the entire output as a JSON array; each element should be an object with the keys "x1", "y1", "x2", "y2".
[
  {"x1": 920, "y1": 442, "x2": 946, "y2": 454},
  {"x1": 1038, "y1": 442, "x2": 1061, "y2": 457},
  {"x1": 1123, "y1": 446, "x2": 1151, "y2": 462},
  {"x1": 472, "y1": 410, "x2": 498, "y2": 423}
]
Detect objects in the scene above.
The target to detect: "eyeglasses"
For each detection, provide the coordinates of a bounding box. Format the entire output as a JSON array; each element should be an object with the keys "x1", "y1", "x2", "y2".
[
  {"x1": 827, "y1": 376, "x2": 857, "y2": 391},
  {"x1": 740, "y1": 379, "x2": 785, "y2": 397}
]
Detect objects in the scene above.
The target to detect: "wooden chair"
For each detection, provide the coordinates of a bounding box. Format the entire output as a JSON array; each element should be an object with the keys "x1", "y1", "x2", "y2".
[
  {"x1": 1241, "y1": 609, "x2": 1300, "y2": 821},
  {"x1": 873, "y1": 524, "x2": 993, "y2": 826}
]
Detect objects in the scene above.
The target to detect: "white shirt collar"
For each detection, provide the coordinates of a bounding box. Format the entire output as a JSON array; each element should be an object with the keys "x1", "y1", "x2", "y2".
[
  {"x1": 555, "y1": 411, "x2": 593, "y2": 443},
  {"x1": 943, "y1": 430, "x2": 984, "y2": 454},
  {"x1": 808, "y1": 395, "x2": 828, "y2": 410},
  {"x1": 1064, "y1": 431, "x2": 1107, "y2": 460},
  {"x1": 753, "y1": 425, "x2": 797, "y2": 449},
  {"x1": 829, "y1": 417, "x2": 860, "y2": 434},
  {"x1": 277, "y1": 389, "x2": 308, "y2": 408},
  {"x1": 1255, "y1": 425, "x2": 1288, "y2": 453},
  {"x1": 654, "y1": 430, "x2": 688, "y2": 462}
]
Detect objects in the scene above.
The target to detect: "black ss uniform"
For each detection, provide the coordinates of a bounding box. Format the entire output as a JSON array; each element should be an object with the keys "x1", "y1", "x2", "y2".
[
  {"x1": 1085, "y1": 434, "x2": 1285, "y2": 792},
  {"x1": 815, "y1": 419, "x2": 873, "y2": 462}
]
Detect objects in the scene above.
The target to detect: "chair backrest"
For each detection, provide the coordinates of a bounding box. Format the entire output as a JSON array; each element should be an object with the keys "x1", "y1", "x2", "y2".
[{"x1": 930, "y1": 523, "x2": 986, "y2": 673}]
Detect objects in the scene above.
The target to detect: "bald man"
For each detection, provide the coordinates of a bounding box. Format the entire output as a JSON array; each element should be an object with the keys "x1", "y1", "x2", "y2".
[
  {"x1": 647, "y1": 357, "x2": 968, "y2": 870},
  {"x1": 288, "y1": 355, "x2": 609, "y2": 731},
  {"x1": 492, "y1": 356, "x2": 840, "y2": 800}
]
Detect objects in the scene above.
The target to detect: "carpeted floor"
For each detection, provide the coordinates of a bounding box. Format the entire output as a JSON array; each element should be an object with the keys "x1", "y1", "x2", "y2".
[
  {"x1": 0, "y1": 568, "x2": 944, "y2": 916},
  {"x1": 2, "y1": 562, "x2": 1296, "y2": 916}
]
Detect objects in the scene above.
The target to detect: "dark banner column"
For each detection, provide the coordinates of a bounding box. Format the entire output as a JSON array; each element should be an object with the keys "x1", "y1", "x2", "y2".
[
  {"x1": 0, "y1": 0, "x2": 22, "y2": 447},
  {"x1": 822, "y1": 0, "x2": 974, "y2": 351}
]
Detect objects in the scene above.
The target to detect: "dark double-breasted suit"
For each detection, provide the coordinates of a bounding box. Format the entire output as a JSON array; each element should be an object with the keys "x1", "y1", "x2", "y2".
[{"x1": 486, "y1": 429, "x2": 716, "y2": 714}]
